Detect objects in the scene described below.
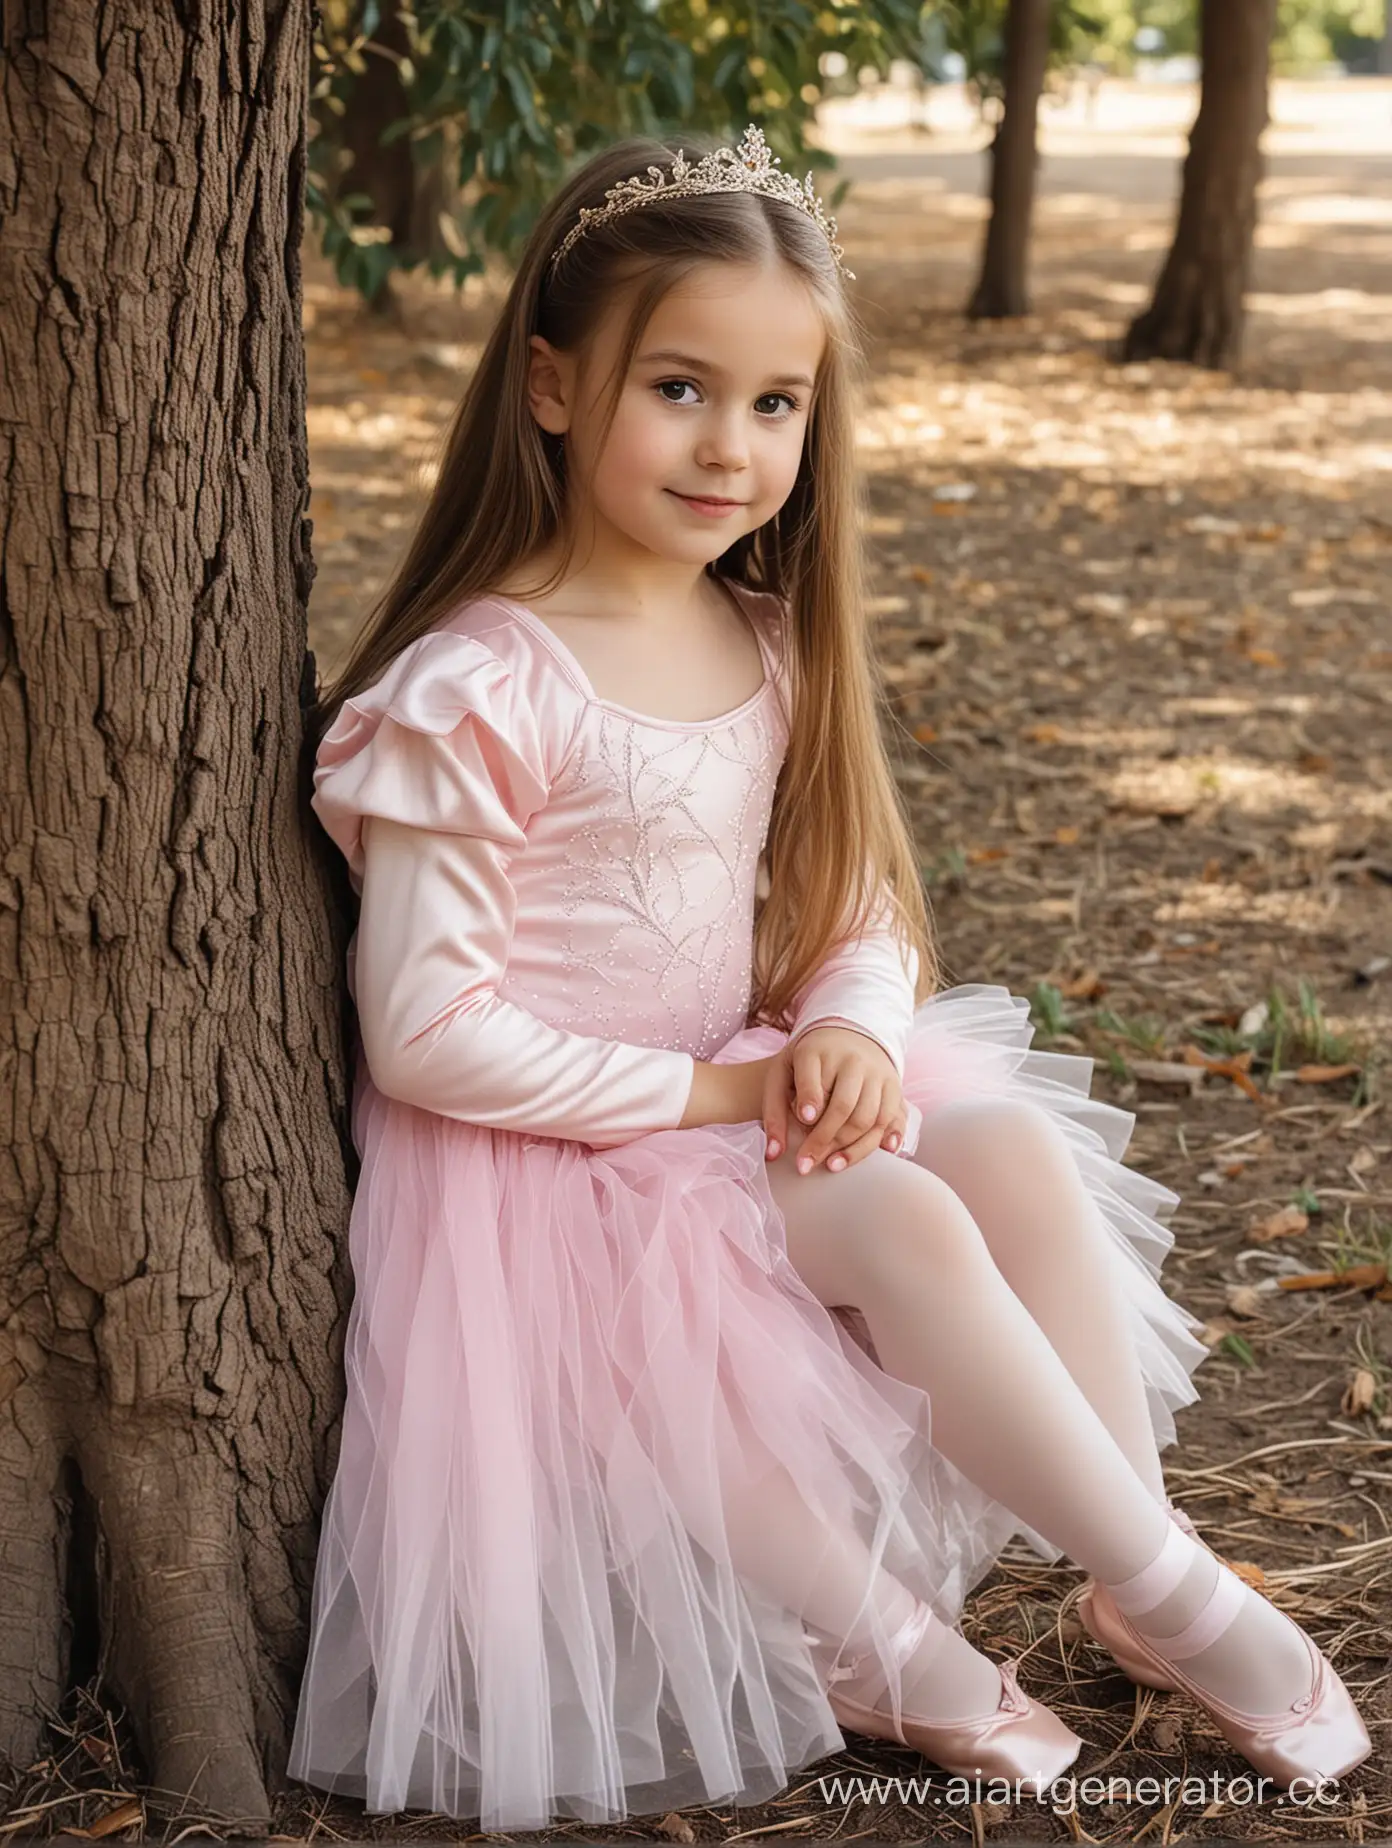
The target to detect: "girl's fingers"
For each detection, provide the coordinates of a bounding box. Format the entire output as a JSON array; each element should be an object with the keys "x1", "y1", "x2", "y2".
[
  {"x1": 825, "y1": 1123, "x2": 888, "y2": 1172},
  {"x1": 763, "y1": 1053, "x2": 793, "y2": 1160},
  {"x1": 824, "y1": 1091, "x2": 905, "y2": 1170},
  {"x1": 797, "y1": 1073, "x2": 877, "y2": 1173},
  {"x1": 791, "y1": 1044, "x2": 826, "y2": 1127},
  {"x1": 822, "y1": 1098, "x2": 904, "y2": 1165},
  {"x1": 883, "y1": 1107, "x2": 910, "y2": 1155}
]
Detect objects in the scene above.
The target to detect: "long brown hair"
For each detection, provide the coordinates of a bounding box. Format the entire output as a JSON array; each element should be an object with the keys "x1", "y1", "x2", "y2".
[{"x1": 312, "y1": 131, "x2": 938, "y2": 1030}]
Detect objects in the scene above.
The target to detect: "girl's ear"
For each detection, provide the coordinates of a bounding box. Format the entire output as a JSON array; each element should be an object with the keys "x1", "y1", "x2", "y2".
[{"x1": 527, "y1": 335, "x2": 573, "y2": 435}]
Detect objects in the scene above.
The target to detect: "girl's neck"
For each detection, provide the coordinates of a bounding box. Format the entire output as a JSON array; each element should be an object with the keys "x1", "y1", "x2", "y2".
[{"x1": 502, "y1": 539, "x2": 721, "y2": 627}]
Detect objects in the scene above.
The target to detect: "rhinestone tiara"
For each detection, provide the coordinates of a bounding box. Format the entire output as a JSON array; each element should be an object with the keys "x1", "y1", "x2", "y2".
[{"x1": 547, "y1": 123, "x2": 853, "y2": 280}]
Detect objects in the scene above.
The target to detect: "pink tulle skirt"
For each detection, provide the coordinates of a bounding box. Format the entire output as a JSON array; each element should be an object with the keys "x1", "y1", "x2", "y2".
[{"x1": 286, "y1": 985, "x2": 1209, "y2": 1830}]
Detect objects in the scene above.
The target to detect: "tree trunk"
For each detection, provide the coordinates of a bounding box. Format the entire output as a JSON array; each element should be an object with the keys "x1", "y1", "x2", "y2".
[
  {"x1": 967, "y1": 0, "x2": 1052, "y2": 319},
  {"x1": 0, "y1": 1, "x2": 354, "y2": 1830},
  {"x1": 329, "y1": 3, "x2": 458, "y2": 309},
  {"x1": 339, "y1": 2, "x2": 417, "y2": 260},
  {"x1": 1122, "y1": 0, "x2": 1277, "y2": 368}
]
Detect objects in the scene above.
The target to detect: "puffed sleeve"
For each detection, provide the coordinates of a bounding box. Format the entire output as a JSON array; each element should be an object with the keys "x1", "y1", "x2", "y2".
[
  {"x1": 785, "y1": 891, "x2": 919, "y2": 1078},
  {"x1": 312, "y1": 630, "x2": 696, "y2": 1147}
]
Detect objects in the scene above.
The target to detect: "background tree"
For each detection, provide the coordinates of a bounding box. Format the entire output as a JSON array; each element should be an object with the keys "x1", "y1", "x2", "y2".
[
  {"x1": 963, "y1": 0, "x2": 1055, "y2": 318},
  {"x1": 334, "y1": 0, "x2": 415, "y2": 255},
  {"x1": 940, "y1": 0, "x2": 1129, "y2": 320},
  {"x1": 951, "y1": 0, "x2": 1381, "y2": 327},
  {"x1": 1123, "y1": 0, "x2": 1279, "y2": 367},
  {"x1": 0, "y1": 0, "x2": 350, "y2": 1827}
]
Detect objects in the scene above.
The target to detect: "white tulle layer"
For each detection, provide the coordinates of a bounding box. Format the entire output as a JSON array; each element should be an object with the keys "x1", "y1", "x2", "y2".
[{"x1": 286, "y1": 984, "x2": 1209, "y2": 1830}]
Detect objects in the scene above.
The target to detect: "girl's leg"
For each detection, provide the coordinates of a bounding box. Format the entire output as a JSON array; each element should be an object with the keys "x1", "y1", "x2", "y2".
[
  {"x1": 764, "y1": 1134, "x2": 1313, "y2": 1714},
  {"x1": 908, "y1": 1097, "x2": 1168, "y2": 1504},
  {"x1": 707, "y1": 1390, "x2": 913, "y2": 1635},
  {"x1": 709, "y1": 1416, "x2": 977, "y2": 1718}
]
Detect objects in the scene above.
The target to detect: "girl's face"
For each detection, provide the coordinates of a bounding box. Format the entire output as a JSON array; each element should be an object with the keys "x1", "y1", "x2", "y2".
[{"x1": 530, "y1": 258, "x2": 828, "y2": 569}]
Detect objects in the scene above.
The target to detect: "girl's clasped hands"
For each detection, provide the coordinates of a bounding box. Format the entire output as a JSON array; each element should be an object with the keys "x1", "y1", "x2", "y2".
[{"x1": 761, "y1": 1024, "x2": 910, "y2": 1175}]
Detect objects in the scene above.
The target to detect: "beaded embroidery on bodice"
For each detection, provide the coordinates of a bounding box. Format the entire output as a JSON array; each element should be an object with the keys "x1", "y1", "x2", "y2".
[
  {"x1": 534, "y1": 698, "x2": 786, "y2": 1058},
  {"x1": 492, "y1": 593, "x2": 791, "y2": 1063}
]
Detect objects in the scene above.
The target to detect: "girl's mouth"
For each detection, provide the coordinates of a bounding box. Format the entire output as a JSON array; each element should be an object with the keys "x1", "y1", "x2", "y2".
[{"x1": 668, "y1": 491, "x2": 746, "y2": 518}]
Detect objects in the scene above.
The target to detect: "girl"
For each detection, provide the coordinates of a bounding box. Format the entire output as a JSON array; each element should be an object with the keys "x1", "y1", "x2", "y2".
[{"x1": 286, "y1": 126, "x2": 1371, "y2": 1831}]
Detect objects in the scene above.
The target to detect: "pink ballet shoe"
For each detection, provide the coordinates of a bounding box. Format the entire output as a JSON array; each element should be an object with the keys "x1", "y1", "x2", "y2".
[
  {"x1": 816, "y1": 1601, "x2": 1083, "y2": 1796},
  {"x1": 1077, "y1": 1501, "x2": 1202, "y2": 1691},
  {"x1": 1078, "y1": 1507, "x2": 1372, "y2": 1788}
]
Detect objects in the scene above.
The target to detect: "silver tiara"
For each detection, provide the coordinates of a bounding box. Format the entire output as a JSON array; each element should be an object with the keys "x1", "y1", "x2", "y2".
[{"x1": 548, "y1": 124, "x2": 853, "y2": 280}]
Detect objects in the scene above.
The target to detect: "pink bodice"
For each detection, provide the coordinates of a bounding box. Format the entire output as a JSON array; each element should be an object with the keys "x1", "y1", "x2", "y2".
[{"x1": 478, "y1": 597, "x2": 788, "y2": 1062}]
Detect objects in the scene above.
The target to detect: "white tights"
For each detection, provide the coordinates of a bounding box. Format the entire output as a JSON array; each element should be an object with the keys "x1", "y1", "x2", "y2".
[{"x1": 730, "y1": 1096, "x2": 1311, "y2": 1720}]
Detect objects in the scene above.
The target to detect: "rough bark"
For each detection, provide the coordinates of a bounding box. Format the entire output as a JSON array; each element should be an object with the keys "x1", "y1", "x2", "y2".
[
  {"x1": 1122, "y1": 0, "x2": 1277, "y2": 368},
  {"x1": 0, "y1": 1, "x2": 354, "y2": 1830},
  {"x1": 967, "y1": 0, "x2": 1052, "y2": 320}
]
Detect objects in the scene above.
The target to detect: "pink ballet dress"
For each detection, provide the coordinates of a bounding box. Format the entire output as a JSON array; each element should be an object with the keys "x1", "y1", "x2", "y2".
[{"x1": 286, "y1": 581, "x2": 1209, "y2": 1830}]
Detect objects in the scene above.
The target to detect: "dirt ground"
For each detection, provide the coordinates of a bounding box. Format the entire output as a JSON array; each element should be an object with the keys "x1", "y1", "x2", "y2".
[
  {"x1": 294, "y1": 76, "x2": 1392, "y2": 1846},
  {"x1": 10, "y1": 77, "x2": 1387, "y2": 1848}
]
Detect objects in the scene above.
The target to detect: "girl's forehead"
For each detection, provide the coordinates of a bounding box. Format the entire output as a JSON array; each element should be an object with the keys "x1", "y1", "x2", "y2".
[{"x1": 630, "y1": 261, "x2": 827, "y2": 375}]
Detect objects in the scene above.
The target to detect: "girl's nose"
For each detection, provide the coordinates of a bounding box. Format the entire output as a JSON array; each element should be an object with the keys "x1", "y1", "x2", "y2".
[{"x1": 694, "y1": 412, "x2": 750, "y2": 472}]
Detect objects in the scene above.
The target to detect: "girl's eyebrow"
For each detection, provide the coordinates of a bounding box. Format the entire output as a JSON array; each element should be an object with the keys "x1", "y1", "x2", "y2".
[{"x1": 638, "y1": 347, "x2": 815, "y2": 392}]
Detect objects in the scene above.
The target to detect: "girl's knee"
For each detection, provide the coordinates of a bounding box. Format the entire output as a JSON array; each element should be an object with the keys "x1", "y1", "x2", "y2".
[
  {"x1": 914, "y1": 1096, "x2": 1109, "y2": 1266},
  {"x1": 918, "y1": 1096, "x2": 1073, "y2": 1172},
  {"x1": 841, "y1": 1160, "x2": 993, "y2": 1292},
  {"x1": 767, "y1": 1125, "x2": 997, "y2": 1306}
]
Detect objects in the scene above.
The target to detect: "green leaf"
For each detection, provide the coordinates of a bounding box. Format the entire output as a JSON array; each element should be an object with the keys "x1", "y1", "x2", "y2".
[
  {"x1": 714, "y1": 47, "x2": 747, "y2": 88},
  {"x1": 502, "y1": 58, "x2": 542, "y2": 137}
]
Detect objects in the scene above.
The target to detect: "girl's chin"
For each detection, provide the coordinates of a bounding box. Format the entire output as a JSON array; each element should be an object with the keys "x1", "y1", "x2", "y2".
[
  {"x1": 613, "y1": 523, "x2": 741, "y2": 565},
  {"x1": 592, "y1": 501, "x2": 755, "y2": 564}
]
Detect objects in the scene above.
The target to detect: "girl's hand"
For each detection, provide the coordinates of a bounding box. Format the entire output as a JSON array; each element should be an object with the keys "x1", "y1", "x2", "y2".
[{"x1": 763, "y1": 1026, "x2": 908, "y2": 1175}]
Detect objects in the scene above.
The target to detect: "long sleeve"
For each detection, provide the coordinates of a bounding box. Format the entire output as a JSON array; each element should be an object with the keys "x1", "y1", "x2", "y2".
[
  {"x1": 312, "y1": 627, "x2": 695, "y2": 1147},
  {"x1": 785, "y1": 889, "x2": 919, "y2": 1078}
]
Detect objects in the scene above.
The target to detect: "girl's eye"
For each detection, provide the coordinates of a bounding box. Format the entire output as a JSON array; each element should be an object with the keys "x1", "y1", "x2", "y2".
[
  {"x1": 656, "y1": 379, "x2": 700, "y2": 405},
  {"x1": 755, "y1": 391, "x2": 799, "y2": 420}
]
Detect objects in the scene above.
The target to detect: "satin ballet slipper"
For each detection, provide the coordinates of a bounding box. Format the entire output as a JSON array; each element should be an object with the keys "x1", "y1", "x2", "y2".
[
  {"x1": 1076, "y1": 1501, "x2": 1201, "y2": 1691},
  {"x1": 1078, "y1": 1508, "x2": 1371, "y2": 1787},
  {"x1": 816, "y1": 1600, "x2": 1083, "y2": 1796}
]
